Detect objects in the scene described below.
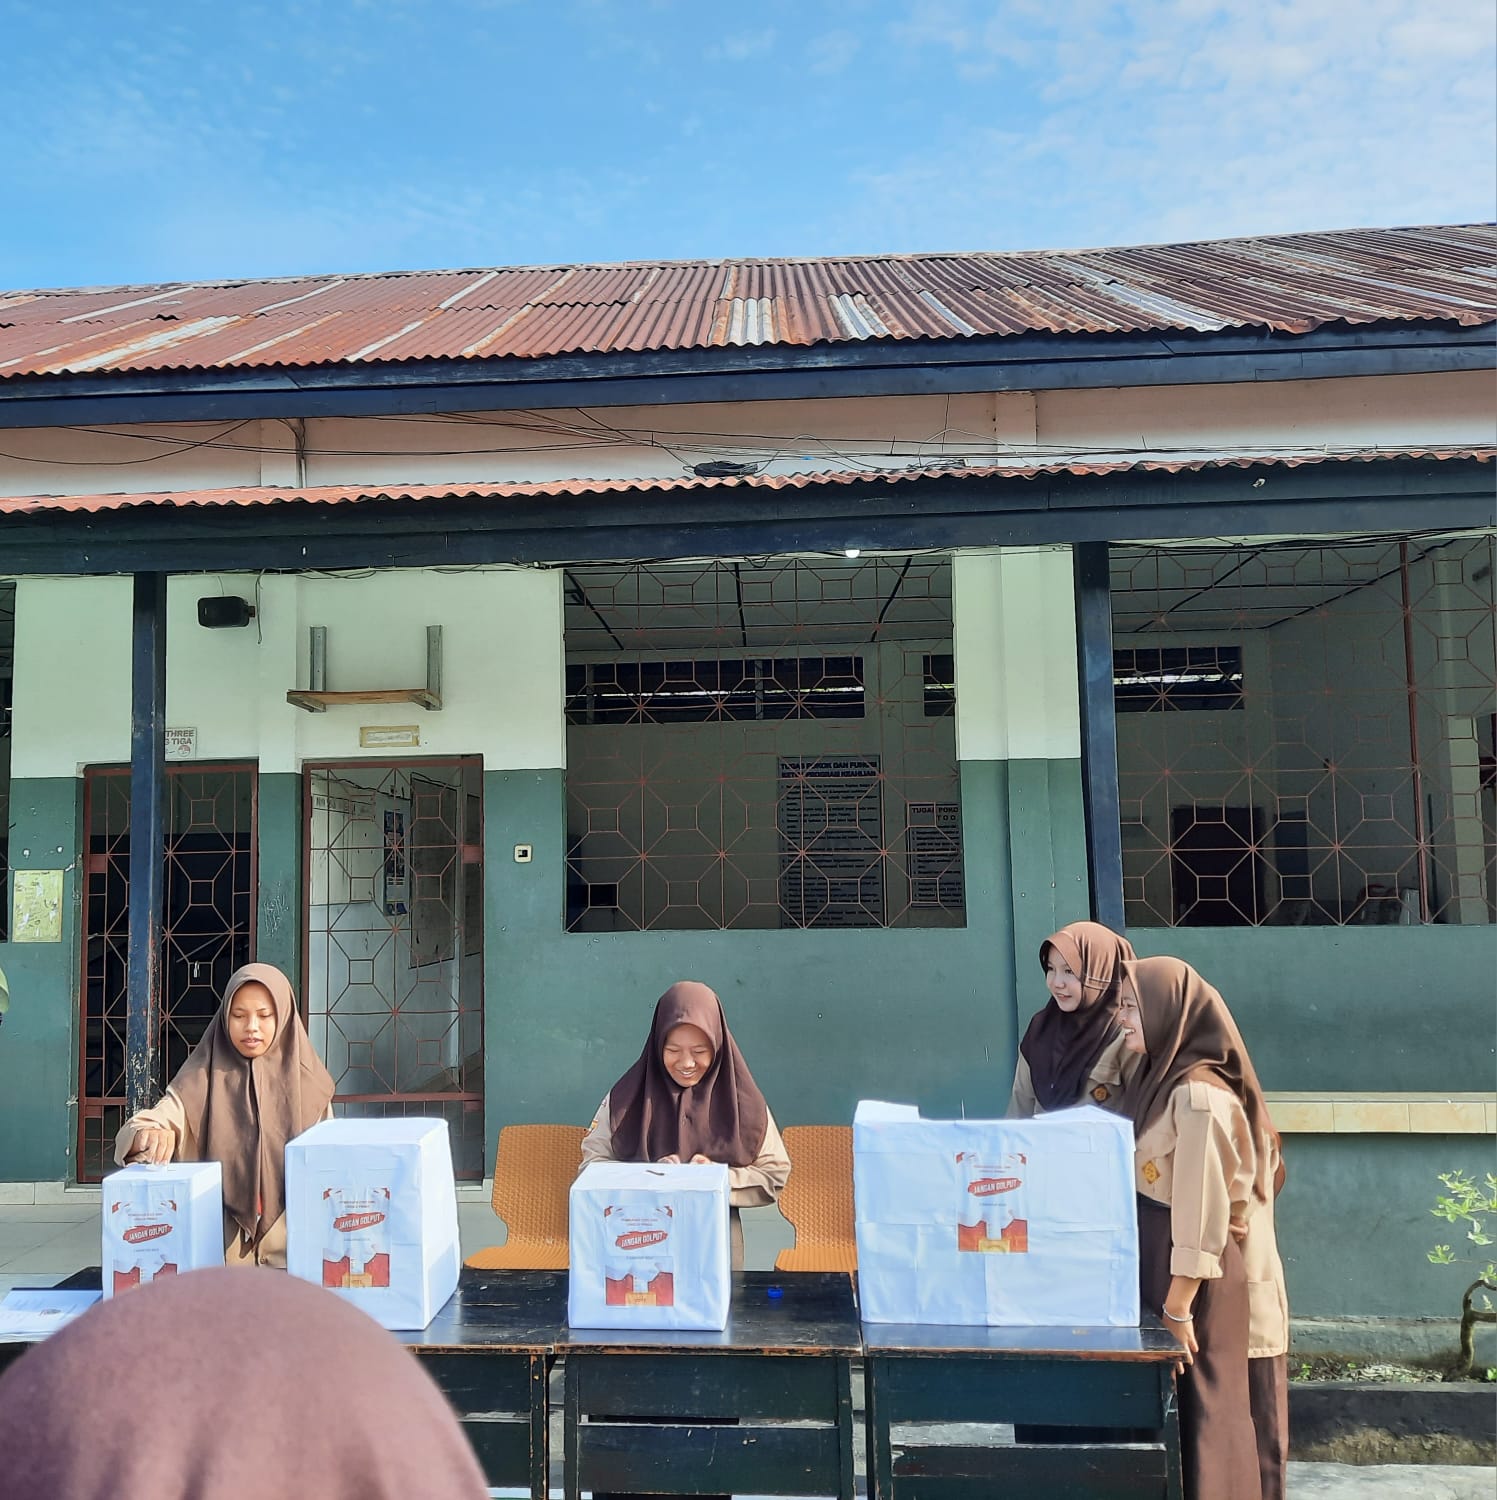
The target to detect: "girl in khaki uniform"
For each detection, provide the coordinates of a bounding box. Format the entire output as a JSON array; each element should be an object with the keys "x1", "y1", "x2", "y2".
[
  {"x1": 1117, "y1": 956, "x2": 1288, "y2": 1500},
  {"x1": 115, "y1": 963, "x2": 336, "y2": 1269},
  {"x1": 1008, "y1": 921, "x2": 1140, "y2": 1117}
]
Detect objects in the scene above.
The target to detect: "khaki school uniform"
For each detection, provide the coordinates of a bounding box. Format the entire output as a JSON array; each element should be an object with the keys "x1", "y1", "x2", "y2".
[
  {"x1": 1134, "y1": 1078, "x2": 1289, "y2": 1500},
  {"x1": 115, "y1": 1088, "x2": 335, "y2": 1269},
  {"x1": 580, "y1": 1093, "x2": 791, "y2": 1268},
  {"x1": 1007, "y1": 1030, "x2": 1140, "y2": 1118},
  {"x1": 1133, "y1": 1079, "x2": 1288, "y2": 1359}
]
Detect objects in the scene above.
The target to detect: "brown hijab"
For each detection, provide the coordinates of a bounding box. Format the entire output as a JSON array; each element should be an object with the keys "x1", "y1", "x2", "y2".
[
  {"x1": 1120, "y1": 955, "x2": 1280, "y2": 1206},
  {"x1": 1019, "y1": 921, "x2": 1137, "y2": 1111},
  {"x1": 607, "y1": 980, "x2": 770, "y2": 1167},
  {"x1": 0, "y1": 1267, "x2": 488, "y2": 1499},
  {"x1": 169, "y1": 963, "x2": 335, "y2": 1243}
]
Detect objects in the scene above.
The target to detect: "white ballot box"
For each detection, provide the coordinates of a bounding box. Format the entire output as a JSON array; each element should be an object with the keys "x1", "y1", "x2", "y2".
[
  {"x1": 285, "y1": 1117, "x2": 460, "y2": 1331},
  {"x1": 854, "y1": 1101, "x2": 1139, "y2": 1327},
  {"x1": 102, "y1": 1161, "x2": 224, "y2": 1297},
  {"x1": 568, "y1": 1161, "x2": 731, "y2": 1331}
]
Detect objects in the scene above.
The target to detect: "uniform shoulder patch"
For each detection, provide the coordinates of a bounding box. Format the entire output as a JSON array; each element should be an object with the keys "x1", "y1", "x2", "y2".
[{"x1": 1141, "y1": 1160, "x2": 1160, "y2": 1185}]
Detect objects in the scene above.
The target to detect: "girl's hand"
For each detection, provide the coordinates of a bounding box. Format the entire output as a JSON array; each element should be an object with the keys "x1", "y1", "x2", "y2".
[
  {"x1": 127, "y1": 1127, "x2": 174, "y2": 1165},
  {"x1": 656, "y1": 1153, "x2": 681, "y2": 1165},
  {"x1": 1229, "y1": 1216, "x2": 1248, "y2": 1244},
  {"x1": 689, "y1": 1154, "x2": 712, "y2": 1166},
  {"x1": 1163, "y1": 1306, "x2": 1198, "y2": 1365}
]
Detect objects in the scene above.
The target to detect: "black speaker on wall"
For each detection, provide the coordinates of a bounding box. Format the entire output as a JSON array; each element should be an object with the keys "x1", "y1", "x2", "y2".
[{"x1": 197, "y1": 596, "x2": 256, "y2": 629}]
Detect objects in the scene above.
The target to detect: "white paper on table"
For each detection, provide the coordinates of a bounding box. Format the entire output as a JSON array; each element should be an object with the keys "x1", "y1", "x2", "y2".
[{"x1": 0, "y1": 1288, "x2": 102, "y2": 1340}]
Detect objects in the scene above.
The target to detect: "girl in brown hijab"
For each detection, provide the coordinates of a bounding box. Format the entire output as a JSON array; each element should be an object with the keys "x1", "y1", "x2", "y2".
[
  {"x1": 114, "y1": 963, "x2": 335, "y2": 1268},
  {"x1": 580, "y1": 980, "x2": 790, "y2": 1270},
  {"x1": 0, "y1": 1266, "x2": 488, "y2": 1500},
  {"x1": 1116, "y1": 956, "x2": 1289, "y2": 1500},
  {"x1": 1008, "y1": 920, "x2": 1139, "y2": 1116}
]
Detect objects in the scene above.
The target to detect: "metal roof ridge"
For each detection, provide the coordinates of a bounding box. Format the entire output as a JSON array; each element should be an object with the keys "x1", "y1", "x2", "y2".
[{"x1": 4, "y1": 223, "x2": 1493, "y2": 302}]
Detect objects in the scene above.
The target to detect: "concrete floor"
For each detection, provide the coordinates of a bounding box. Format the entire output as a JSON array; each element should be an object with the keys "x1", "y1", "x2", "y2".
[{"x1": 2, "y1": 1196, "x2": 1490, "y2": 1500}]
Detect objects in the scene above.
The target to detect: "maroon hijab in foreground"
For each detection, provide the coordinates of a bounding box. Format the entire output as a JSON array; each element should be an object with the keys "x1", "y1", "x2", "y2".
[
  {"x1": 1019, "y1": 921, "x2": 1137, "y2": 1111},
  {"x1": 607, "y1": 980, "x2": 770, "y2": 1166},
  {"x1": 167, "y1": 963, "x2": 335, "y2": 1242},
  {"x1": 0, "y1": 1267, "x2": 489, "y2": 1500}
]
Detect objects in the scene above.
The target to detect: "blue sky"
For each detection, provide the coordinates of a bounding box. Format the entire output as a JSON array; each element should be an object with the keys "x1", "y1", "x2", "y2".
[{"x1": 2, "y1": 0, "x2": 1493, "y2": 289}]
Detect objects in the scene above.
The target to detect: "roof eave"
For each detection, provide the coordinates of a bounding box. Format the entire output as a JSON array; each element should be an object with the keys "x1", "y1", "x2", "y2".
[{"x1": 0, "y1": 319, "x2": 1490, "y2": 430}]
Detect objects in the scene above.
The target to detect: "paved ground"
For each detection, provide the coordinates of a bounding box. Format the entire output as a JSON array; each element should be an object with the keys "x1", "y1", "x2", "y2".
[{"x1": 3, "y1": 1197, "x2": 1491, "y2": 1500}]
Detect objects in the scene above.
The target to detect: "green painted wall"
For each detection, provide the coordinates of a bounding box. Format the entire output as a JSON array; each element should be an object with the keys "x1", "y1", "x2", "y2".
[
  {"x1": 1276, "y1": 1133, "x2": 1497, "y2": 1318},
  {"x1": 0, "y1": 777, "x2": 82, "y2": 1180},
  {"x1": 481, "y1": 761, "x2": 1086, "y2": 1150},
  {"x1": 254, "y1": 772, "x2": 301, "y2": 981},
  {"x1": 1132, "y1": 926, "x2": 1497, "y2": 1092}
]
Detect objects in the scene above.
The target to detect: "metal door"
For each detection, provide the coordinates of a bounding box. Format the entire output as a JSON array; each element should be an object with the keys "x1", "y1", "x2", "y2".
[{"x1": 302, "y1": 759, "x2": 484, "y2": 1177}]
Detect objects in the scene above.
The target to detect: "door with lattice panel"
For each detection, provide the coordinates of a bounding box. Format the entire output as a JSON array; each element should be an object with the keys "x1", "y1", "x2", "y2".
[
  {"x1": 77, "y1": 764, "x2": 258, "y2": 1183},
  {"x1": 302, "y1": 759, "x2": 484, "y2": 1178}
]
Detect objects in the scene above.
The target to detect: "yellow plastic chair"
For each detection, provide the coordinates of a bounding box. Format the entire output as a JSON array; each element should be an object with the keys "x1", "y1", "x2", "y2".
[
  {"x1": 774, "y1": 1124, "x2": 858, "y2": 1273},
  {"x1": 464, "y1": 1123, "x2": 586, "y2": 1270}
]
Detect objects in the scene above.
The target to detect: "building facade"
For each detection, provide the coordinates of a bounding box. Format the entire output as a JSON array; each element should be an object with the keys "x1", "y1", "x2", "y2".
[{"x1": 0, "y1": 227, "x2": 1492, "y2": 1321}]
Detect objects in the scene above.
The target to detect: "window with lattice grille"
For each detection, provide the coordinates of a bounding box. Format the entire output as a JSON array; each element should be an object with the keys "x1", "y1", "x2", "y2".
[
  {"x1": 563, "y1": 558, "x2": 964, "y2": 932},
  {"x1": 1111, "y1": 535, "x2": 1496, "y2": 928}
]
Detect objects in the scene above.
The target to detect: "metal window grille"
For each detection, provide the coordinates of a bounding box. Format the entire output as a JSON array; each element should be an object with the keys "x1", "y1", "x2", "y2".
[
  {"x1": 1111, "y1": 535, "x2": 1497, "y2": 928},
  {"x1": 77, "y1": 764, "x2": 258, "y2": 1182},
  {"x1": 564, "y1": 558, "x2": 964, "y2": 932}
]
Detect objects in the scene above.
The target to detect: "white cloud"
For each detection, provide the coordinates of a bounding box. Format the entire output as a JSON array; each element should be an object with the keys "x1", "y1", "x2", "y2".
[
  {"x1": 841, "y1": 0, "x2": 1497, "y2": 251},
  {"x1": 808, "y1": 29, "x2": 862, "y2": 75},
  {"x1": 707, "y1": 28, "x2": 778, "y2": 63}
]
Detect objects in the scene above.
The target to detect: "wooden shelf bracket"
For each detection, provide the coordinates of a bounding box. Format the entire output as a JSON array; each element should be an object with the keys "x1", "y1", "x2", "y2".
[{"x1": 286, "y1": 624, "x2": 444, "y2": 713}]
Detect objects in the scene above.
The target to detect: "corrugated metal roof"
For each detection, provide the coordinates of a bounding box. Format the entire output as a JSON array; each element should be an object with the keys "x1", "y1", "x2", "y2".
[
  {"x1": 0, "y1": 224, "x2": 1492, "y2": 381},
  {"x1": 1, "y1": 447, "x2": 1487, "y2": 516}
]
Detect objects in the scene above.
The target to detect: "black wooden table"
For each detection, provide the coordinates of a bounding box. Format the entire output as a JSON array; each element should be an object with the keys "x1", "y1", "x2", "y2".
[
  {"x1": 863, "y1": 1319, "x2": 1183, "y2": 1500},
  {"x1": 396, "y1": 1268, "x2": 567, "y2": 1500},
  {"x1": 561, "y1": 1270, "x2": 861, "y2": 1499}
]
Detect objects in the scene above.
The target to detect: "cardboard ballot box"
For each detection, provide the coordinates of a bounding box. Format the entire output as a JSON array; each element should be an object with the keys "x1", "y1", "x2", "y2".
[
  {"x1": 102, "y1": 1161, "x2": 224, "y2": 1297},
  {"x1": 285, "y1": 1117, "x2": 460, "y2": 1331},
  {"x1": 854, "y1": 1101, "x2": 1139, "y2": 1327},
  {"x1": 568, "y1": 1161, "x2": 731, "y2": 1331}
]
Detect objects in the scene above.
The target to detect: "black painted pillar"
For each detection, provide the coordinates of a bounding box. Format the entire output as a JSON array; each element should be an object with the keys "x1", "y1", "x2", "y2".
[
  {"x1": 1073, "y1": 542, "x2": 1127, "y2": 932},
  {"x1": 126, "y1": 573, "x2": 167, "y2": 1117}
]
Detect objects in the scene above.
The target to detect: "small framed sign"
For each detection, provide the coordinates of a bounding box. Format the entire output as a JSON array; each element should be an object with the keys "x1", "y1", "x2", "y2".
[
  {"x1": 360, "y1": 725, "x2": 421, "y2": 749},
  {"x1": 165, "y1": 727, "x2": 198, "y2": 760}
]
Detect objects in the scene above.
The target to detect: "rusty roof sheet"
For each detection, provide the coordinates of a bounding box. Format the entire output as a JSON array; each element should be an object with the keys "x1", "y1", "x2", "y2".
[
  {"x1": 0, "y1": 225, "x2": 1493, "y2": 382},
  {"x1": 1, "y1": 447, "x2": 1488, "y2": 517}
]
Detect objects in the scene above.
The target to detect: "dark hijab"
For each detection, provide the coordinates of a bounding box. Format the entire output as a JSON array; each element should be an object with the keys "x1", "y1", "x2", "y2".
[
  {"x1": 0, "y1": 1267, "x2": 488, "y2": 1500},
  {"x1": 1019, "y1": 921, "x2": 1137, "y2": 1110},
  {"x1": 167, "y1": 964, "x2": 335, "y2": 1243},
  {"x1": 607, "y1": 980, "x2": 770, "y2": 1166},
  {"x1": 1120, "y1": 955, "x2": 1281, "y2": 1206}
]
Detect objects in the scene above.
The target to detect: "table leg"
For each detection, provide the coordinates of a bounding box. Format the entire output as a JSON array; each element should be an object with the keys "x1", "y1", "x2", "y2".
[
  {"x1": 528, "y1": 1352, "x2": 549, "y2": 1500},
  {"x1": 563, "y1": 1355, "x2": 581, "y2": 1500},
  {"x1": 834, "y1": 1357, "x2": 856, "y2": 1500},
  {"x1": 865, "y1": 1356, "x2": 894, "y2": 1500},
  {"x1": 1162, "y1": 1366, "x2": 1184, "y2": 1500}
]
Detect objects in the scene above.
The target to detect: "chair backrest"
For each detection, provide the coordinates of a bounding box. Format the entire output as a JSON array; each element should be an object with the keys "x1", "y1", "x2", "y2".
[
  {"x1": 489, "y1": 1124, "x2": 586, "y2": 1245},
  {"x1": 778, "y1": 1124, "x2": 855, "y2": 1258}
]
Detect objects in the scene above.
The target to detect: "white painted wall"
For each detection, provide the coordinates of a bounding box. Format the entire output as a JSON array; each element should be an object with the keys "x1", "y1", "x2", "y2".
[
  {"x1": 0, "y1": 372, "x2": 1487, "y2": 501},
  {"x1": 10, "y1": 567, "x2": 565, "y2": 777},
  {"x1": 953, "y1": 549, "x2": 1081, "y2": 762}
]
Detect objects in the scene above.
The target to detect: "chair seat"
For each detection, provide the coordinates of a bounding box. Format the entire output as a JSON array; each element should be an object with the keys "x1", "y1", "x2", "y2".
[
  {"x1": 465, "y1": 1239, "x2": 570, "y2": 1270},
  {"x1": 774, "y1": 1243, "x2": 858, "y2": 1273}
]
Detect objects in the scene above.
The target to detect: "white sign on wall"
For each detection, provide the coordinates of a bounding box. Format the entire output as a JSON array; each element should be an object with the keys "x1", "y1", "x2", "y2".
[{"x1": 165, "y1": 727, "x2": 198, "y2": 760}]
